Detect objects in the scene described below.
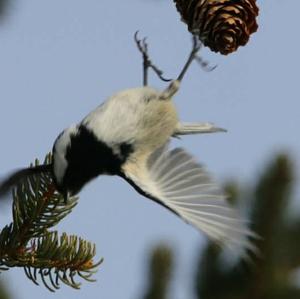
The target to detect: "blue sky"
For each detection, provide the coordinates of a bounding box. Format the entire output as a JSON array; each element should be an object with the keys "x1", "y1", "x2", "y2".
[{"x1": 0, "y1": 1, "x2": 299, "y2": 298}]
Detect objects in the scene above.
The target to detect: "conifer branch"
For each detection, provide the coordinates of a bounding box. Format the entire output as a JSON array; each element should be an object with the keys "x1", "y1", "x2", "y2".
[{"x1": 0, "y1": 154, "x2": 102, "y2": 291}]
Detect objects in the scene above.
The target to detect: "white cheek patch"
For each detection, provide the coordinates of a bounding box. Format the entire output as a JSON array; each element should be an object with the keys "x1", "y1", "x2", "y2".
[
  {"x1": 53, "y1": 125, "x2": 78, "y2": 184},
  {"x1": 53, "y1": 153, "x2": 67, "y2": 184}
]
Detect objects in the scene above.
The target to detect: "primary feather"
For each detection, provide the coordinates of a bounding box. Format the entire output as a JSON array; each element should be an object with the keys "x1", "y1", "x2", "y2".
[{"x1": 122, "y1": 144, "x2": 254, "y2": 253}]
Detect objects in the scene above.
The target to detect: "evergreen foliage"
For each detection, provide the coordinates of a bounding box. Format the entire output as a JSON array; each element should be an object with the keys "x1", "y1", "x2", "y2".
[
  {"x1": 143, "y1": 245, "x2": 174, "y2": 299},
  {"x1": 195, "y1": 154, "x2": 300, "y2": 299},
  {"x1": 142, "y1": 154, "x2": 300, "y2": 299},
  {"x1": 0, "y1": 0, "x2": 10, "y2": 20},
  {"x1": 0, "y1": 155, "x2": 102, "y2": 291},
  {"x1": 0, "y1": 280, "x2": 11, "y2": 299}
]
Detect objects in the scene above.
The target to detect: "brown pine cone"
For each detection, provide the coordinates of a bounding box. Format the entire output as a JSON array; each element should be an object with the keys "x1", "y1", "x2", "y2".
[{"x1": 174, "y1": 0, "x2": 259, "y2": 55}]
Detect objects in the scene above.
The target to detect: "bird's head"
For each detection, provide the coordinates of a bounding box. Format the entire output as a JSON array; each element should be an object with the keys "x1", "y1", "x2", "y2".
[
  {"x1": 0, "y1": 126, "x2": 79, "y2": 201},
  {"x1": 52, "y1": 125, "x2": 81, "y2": 198},
  {"x1": 52, "y1": 123, "x2": 119, "y2": 199}
]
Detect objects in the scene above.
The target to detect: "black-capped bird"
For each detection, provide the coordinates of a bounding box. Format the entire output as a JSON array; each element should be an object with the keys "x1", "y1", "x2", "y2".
[{"x1": 0, "y1": 35, "x2": 254, "y2": 254}]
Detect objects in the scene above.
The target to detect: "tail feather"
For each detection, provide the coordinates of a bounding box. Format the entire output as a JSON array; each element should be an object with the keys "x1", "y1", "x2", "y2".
[{"x1": 174, "y1": 122, "x2": 227, "y2": 136}]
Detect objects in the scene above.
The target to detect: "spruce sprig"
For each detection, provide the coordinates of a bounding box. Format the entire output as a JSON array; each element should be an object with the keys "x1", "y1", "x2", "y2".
[{"x1": 0, "y1": 154, "x2": 102, "y2": 291}]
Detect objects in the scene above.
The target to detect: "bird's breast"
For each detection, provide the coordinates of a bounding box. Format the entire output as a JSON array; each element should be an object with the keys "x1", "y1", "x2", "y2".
[{"x1": 83, "y1": 87, "x2": 178, "y2": 153}]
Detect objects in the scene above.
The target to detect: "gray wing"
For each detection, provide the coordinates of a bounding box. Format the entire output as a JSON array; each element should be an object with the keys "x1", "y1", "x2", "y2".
[{"x1": 122, "y1": 145, "x2": 256, "y2": 254}]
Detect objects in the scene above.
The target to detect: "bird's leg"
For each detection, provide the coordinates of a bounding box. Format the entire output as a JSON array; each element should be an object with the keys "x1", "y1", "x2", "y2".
[
  {"x1": 134, "y1": 31, "x2": 171, "y2": 86},
  {"x1": 178, "y1": 34, "x2": 217, "y2": 81},
  {"x1": 160, "y1": 35, "x2": 216, "y2": 100},
  {"x1": 176, "y1": 35, "x2": 202, "y2": 82}
]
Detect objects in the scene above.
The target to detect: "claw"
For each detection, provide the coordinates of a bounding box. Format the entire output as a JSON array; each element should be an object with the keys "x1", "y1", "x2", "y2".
[
  {"x1": 195, "y1": 55, "x2": 217, "y2": 72},
  {"x1": 134, "y1": 31, "x2": 171, "y2": 86},
  {"x1": 177, "y1": 35, "x2": 216, "y2": 81},
  {"x1": 134, "y1": 31, "x2": 146, "y2": 55}
]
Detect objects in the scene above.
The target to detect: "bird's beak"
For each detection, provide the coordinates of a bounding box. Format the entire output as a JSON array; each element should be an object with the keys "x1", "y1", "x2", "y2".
[{"x1": 63, "y1": 191, "x2": 69, "y2": 204}]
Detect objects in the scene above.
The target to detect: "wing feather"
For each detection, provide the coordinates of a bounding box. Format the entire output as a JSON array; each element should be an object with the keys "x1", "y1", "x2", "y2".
[{"x1": 121, "y1": 146, "x2": 255, "y2": 253}]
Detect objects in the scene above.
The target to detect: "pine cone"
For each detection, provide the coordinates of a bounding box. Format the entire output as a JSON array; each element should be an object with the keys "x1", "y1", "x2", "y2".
[{"x1": 174, "y1": 0, "x2": 259, "y2": 55}]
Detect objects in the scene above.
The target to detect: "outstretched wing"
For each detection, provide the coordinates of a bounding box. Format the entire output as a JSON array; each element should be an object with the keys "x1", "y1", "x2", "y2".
[{"x1": 121, "y1": 146, "x2": 255, "y2": 253}]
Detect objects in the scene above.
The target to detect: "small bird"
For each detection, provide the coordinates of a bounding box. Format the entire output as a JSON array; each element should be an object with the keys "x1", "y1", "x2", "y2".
[{"x1": 0, "y1": 35, "x2": 253, "y2": 254}]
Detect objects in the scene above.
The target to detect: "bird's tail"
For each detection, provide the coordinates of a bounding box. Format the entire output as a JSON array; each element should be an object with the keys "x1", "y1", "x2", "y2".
[{"x1": 174, "y1": 122, "x2": 227, "y2": 136}]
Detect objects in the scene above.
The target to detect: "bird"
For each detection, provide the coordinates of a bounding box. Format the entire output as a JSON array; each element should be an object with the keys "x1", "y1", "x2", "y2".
[{"x1": 0, "y1": 34, "x2": 254, "y2": 255}]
